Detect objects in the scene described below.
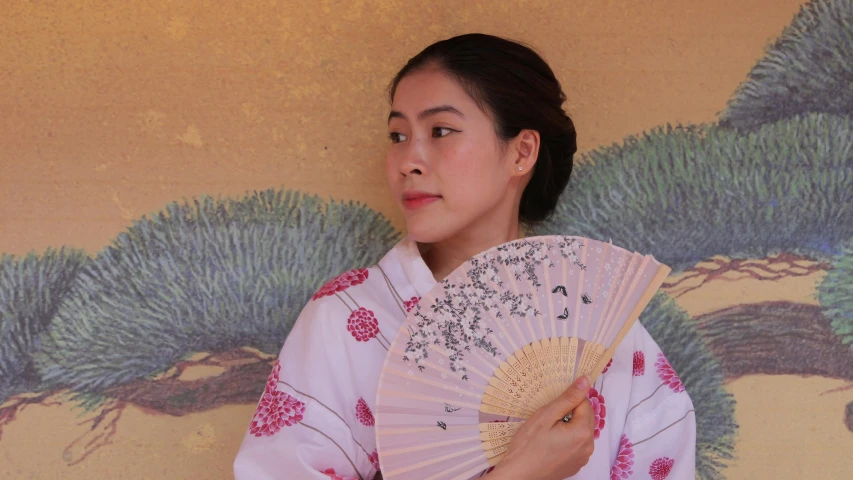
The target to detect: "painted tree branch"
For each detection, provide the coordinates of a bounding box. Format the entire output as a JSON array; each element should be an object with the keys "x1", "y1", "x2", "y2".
[
  {"x1": 0, "y1": 391, "x2": 58, "y2": 441},
  {"x1": 693, "y1": 301, "x2": 853, "y2": 381},
  {"x1": 62, "y1": 398, "x2": 127, "y2": 466},
  {"x1": 662, "y1": 253, "x2": 830, "y2": 298},
  {"x1": 102, "y1": 348, "x2": 273, "y2": 416}
]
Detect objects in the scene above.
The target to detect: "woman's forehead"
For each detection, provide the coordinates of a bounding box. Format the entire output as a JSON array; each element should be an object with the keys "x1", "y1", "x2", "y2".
[{"x1": 391, "y1": 69, "x2": 474, "y2": 113}]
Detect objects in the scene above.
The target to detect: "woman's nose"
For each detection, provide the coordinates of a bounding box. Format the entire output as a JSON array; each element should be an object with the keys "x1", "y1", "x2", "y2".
[
  {"x1": 403, "y1": 163, "x2": 423, "y2": 176},
  {"x1": 400, "y1": 142, "x2": 427, "y2": 176}
]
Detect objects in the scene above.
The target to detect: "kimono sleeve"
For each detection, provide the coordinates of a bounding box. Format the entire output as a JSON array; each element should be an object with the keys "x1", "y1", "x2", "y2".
[
  {"x1": 612, "y1": 324, "x2": 697, "y2": 480},
  {"x1": 233, "y1": 292, "x2": 381, "y2": 480}
]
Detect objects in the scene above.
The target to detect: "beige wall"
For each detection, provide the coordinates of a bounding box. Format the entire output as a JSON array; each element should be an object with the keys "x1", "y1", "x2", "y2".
[
  {"x1": 3, "y1": 1, "x2": 852, "y2": 479},
  {"x1": 1, "y1": 0, "x2": 805, "y2": 256}
]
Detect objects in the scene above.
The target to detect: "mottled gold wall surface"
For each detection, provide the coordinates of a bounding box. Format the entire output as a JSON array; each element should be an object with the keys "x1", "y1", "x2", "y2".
[
  {"x1": 3, "y1": 1, "x2": 853, "y2": 479},
  {"x1": 1, "y1": 0, "x2": 803, "y2": 256}
]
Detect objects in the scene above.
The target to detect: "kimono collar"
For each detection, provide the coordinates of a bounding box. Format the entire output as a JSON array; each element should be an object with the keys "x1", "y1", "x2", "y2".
[{"x1": 394, "y1": 235, "x2": 438, "y2": 297}]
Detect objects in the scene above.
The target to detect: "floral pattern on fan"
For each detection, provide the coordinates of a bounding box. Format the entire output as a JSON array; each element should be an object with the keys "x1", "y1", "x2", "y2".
[
  {"x1": 402, "y1": 237, "x2": 585, "y2": 380},
  {"x1": 494, "y1": 238, "x2": 555, "y2": 287}
]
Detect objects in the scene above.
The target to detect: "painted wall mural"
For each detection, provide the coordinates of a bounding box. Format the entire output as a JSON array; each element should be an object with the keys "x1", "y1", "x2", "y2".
[{"x1": 1, "y1": 0, "x2": 851, "y2": 478}]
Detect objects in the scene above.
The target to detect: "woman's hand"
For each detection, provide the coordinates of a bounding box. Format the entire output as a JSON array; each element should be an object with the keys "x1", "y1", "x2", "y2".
[{"x1": 484, "y1": 375, "x2": 595, "y2": 480}]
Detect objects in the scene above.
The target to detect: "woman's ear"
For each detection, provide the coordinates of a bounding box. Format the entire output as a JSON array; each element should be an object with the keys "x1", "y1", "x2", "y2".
[{"x1": 512, "y1": 129, "x2": 540, "y2": 176}]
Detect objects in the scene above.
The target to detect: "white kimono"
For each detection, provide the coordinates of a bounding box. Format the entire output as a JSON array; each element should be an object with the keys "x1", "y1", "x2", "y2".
[{"x1": 233, "y1": 236, "x2": 697, "y2": 480}]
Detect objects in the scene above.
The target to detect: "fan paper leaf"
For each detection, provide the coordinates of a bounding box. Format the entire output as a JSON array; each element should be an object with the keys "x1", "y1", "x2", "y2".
[{"x1": 375, "y1": 236, "x2": 671, "y2": 480}]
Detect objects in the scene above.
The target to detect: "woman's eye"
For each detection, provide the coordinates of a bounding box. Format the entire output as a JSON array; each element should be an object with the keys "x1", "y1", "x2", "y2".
[
  {"x1": 433, "y1": 127, "x2": 453, "y2": 138},
  {"x1": 388, "y1": 128, "x2": 453, "y2": 143},
  {"x1": 388, "y1": 132, "x2": 407, "y2": 143}
]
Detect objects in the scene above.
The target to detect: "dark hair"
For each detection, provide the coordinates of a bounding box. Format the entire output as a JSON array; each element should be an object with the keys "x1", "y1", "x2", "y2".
[{"x1": 387, "y1": 33, "x2": 577, "y2": 226}]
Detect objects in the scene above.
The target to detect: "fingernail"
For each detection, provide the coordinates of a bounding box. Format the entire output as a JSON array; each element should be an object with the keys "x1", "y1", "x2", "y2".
[{"x1": 575, "y1": 375, "x2": 589, "y2": 390}]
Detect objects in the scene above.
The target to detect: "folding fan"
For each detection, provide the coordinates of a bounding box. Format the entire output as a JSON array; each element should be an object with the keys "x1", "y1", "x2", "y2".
[{"x1": 374, "y1": 235, "x2": 671, "y2": 480}]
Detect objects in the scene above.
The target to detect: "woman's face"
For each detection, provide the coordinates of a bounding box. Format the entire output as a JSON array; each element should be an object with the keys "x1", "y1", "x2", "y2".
[{"x1": 385, "y1": 68, "x2": 529, "y2": 244}]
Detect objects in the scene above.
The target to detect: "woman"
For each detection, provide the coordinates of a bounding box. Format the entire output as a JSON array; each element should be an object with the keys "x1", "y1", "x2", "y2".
[{"x1": 234, "y1": 33, "x2": 696, "y2": 480}]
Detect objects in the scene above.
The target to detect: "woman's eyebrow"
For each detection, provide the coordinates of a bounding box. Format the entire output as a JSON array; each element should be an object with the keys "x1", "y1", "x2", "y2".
[{"x1": 387, "y1": 105, "x2": 465, "y2": 124}]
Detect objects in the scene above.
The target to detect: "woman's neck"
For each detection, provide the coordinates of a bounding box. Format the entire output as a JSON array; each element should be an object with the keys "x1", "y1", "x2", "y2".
[{"x1": 418, "y1": 222, "x2": 525, "y2": 282}]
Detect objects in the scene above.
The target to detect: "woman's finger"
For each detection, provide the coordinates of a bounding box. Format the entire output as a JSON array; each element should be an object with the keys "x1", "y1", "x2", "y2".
[
  {"x1": 541, "y1": 375, "x2": 591, "y2": 423},
  {"x1": 564, "y1": 397, "x2": 596, "y2": 431}
]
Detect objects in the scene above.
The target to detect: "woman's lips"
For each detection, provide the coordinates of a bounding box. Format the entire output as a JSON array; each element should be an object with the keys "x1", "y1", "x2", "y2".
[{"x1": 403, "y1": 195, "x2": 441, "y2": 210}]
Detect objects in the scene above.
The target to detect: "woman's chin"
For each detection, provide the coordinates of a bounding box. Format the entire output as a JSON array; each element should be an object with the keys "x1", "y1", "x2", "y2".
[{"x1": 404, "y1": 220, "x2": 454, "y2": 244}]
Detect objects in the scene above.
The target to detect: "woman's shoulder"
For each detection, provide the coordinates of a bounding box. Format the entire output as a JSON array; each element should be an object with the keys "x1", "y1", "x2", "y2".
[
  {"x1": 614, "y1": 319, "x2": 666, "y2": 361},
  {"x1": 287, "y1": 258, "x2": 417, "y2": 348},
  {"x1": 301, "y1": 239, "x2": 424, "y2": 322},
  {"x1": 308, "y1": 263, "x2": 407, "y2": 311}
]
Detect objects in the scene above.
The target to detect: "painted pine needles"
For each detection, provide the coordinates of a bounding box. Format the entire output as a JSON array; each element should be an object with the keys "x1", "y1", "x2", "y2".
[
  {"x1": 539, "y1": 114, "x2": 853, "y2": 273},
  {"x1": 721, "y1": 0, "x2": 853, "y2": 129},
  {"x1": 818, "y1": 237, "x2": 853, "y2": 347},
  {"x1": 34, "y1": 189, "x2": 399, "y2": 395},
  {"x1": 0, "y1": 248, "x2": 89, "y2": 403}
]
